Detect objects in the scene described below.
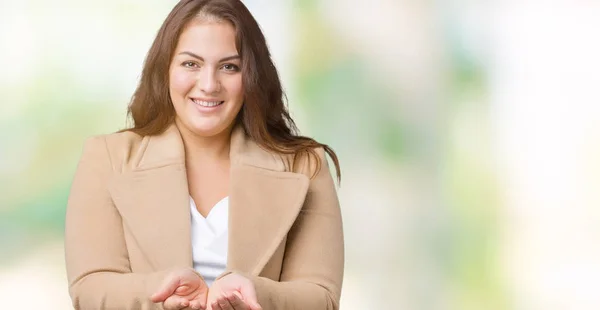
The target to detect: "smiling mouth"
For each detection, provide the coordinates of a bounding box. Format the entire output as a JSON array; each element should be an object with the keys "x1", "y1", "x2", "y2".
[{"x1": 191, "y1": 99, "x2": 224, "y2": 107}]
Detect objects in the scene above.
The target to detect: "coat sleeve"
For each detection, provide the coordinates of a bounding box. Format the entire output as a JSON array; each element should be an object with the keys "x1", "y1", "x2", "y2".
[
  {"x1": 219, "y1": 147, "x2": 345, "y2": 310},
  {"x1": 65, "y1": 136, "x2": 172, "y2": 310}
]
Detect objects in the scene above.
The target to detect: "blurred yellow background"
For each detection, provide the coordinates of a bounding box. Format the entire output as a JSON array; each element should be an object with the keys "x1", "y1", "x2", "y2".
[{"x1": 1, "y1": 1, "x2": 600, "y2": 309}]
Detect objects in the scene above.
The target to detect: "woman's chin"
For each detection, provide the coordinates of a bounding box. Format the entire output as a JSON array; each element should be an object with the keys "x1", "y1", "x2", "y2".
[
  {"x1": 186, "y1": 121, "x2": 230, "y2": 137},
  {"x1": 175, "y1": 112, "x2": 236, "y2": 138}
]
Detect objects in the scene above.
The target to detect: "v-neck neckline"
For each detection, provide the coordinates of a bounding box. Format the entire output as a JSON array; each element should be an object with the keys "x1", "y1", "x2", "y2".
[{"x1": 190, "y1": 196, "x2": 228, "y2": 220}]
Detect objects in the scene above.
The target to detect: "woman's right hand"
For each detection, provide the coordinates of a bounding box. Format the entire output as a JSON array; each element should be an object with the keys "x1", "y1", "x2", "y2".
[{"x1": 151, "y1": 268, "x2": 209, "y2": 310}]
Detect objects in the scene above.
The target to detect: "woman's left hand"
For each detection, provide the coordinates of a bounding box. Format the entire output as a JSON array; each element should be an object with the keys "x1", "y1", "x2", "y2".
[{"x1": 207, "y1": 273, "x2": 262, "y2": 310}]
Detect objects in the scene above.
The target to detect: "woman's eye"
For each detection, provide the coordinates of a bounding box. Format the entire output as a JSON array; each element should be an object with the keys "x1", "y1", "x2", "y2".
[
  {"x1": 182, "y1": 61, "x2": 198, "y2": 68},
  {"x1": 222, "y1": 64, "x2": 240, "y2": 72}
]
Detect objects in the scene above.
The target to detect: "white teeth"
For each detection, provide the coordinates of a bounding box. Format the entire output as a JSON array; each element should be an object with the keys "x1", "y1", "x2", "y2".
[{"x1": 192, "y1": 99, "x2": 223, "y2": 107}]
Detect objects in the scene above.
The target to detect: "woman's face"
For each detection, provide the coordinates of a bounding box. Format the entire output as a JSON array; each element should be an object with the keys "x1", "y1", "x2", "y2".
[{"x1": 169, "y1": 20, "x2": 244, "y2": 138}]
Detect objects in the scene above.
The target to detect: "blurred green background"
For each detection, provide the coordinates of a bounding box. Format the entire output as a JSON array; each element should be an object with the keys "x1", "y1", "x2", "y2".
[{"x1": 1, "y1": 1, "x2": 600, "y2": 309}]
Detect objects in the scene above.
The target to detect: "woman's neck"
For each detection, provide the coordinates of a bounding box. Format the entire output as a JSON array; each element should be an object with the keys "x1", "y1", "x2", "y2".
[{"x1": 176, "y1": 121, "x2": 233, "y2": 164}]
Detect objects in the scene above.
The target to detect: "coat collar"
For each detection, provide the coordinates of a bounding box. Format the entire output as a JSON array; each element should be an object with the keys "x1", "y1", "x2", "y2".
[
  {"x1": 135, "y1": 123, "x2": 287, "y2": 172},
  {"x1": 108, "y1": 123, "x2": 309, "y2": 276}
]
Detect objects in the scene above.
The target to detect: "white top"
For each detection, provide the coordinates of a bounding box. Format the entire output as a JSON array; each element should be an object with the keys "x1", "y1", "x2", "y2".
[{"x1": 190, "y1": 196, "x2": 229, "y2": 287}]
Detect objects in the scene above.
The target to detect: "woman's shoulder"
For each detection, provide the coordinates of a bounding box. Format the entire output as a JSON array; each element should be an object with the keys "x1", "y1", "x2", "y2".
[
  {"x1": 277, "y1": 146, "x2": 329, "y2": 179},
  {"x1": 237, "y1": 138, "x2": 327, "y2": 179},
  {"x1": 83, "y1": 129, "x2": 145, "y2": 153},
  {"x1": 78, "y1": 129, "x2": 147, "y2": 172}
]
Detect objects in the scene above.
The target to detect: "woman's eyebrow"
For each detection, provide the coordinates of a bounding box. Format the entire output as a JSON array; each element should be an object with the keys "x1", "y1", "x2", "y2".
[{"x1": 178, "y1": 51, "x2": 240, "y2": 62}]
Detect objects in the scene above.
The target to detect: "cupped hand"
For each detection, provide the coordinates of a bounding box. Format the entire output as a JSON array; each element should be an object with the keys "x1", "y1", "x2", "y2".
[
  {"x1": 151, "y1": 267, "x2": 210, "y2": 310},
  {"x1": 207, "y1": 273, "x2": 262, "y2": 310}
]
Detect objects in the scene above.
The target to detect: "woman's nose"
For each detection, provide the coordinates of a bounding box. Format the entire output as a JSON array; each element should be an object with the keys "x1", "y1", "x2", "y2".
[{"x1": 197, "y1": 68, "x2": 221, "y2": 94}]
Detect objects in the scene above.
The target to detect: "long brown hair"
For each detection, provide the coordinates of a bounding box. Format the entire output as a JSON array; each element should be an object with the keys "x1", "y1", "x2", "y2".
[{"x1": 122, "y1": 0, "x2": 340, "y2": 182}]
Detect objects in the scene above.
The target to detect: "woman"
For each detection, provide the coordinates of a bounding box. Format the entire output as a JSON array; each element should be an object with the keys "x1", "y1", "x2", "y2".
[{"x1": 64, "y1": 0, "x2": 344, "y2": 309}]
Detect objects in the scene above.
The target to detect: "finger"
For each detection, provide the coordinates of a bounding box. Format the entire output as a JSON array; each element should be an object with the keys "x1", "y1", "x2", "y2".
[
  {"x1": 217, "y1": 295, "x2": 235, "y2": 310},
  {"x1": 243, "y1": 295, "x2": 261, "y2": 310},
  {"x1": 247, "y1": 301, "x2": 262, "y2": 310},
  {"x1": 239, "y1": 283, "x2": 258, "y2": 305},
  {"x1": 211, "y1": 301, "x2": 224, "y2": 310},
  {"x1": 163, "y1": 295, "x2": 190, "y2": 310},
  {"x1": 238, "y1": 287, "x2": 260, "y2": 310},
  {"x1": 226, "y1": 293, "x2": 249, "y2": 310},
  {"x1": 151, "y1": 276, "x2": 181, "y2": 303},
  {"x1": 189, "y1": 298, "x2": 206, "y2": 310},
  {"x1": 250, "y1": 303, "x2": 262, "y2": 310}
]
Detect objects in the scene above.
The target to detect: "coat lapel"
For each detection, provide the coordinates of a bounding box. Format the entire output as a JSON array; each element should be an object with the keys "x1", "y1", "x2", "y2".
[
  {"x1": 227, "y1": 125, "x2": 310, "y2": 275},
  {"x1": 107, "y1": 125, "x2": 193, "y2": 271},
  {"x1": 227, "y1": 164, "x2": 308, "y2": 275},
  {"x1": 107, "y1": 123, "x2": 309, "y2": 276}
]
